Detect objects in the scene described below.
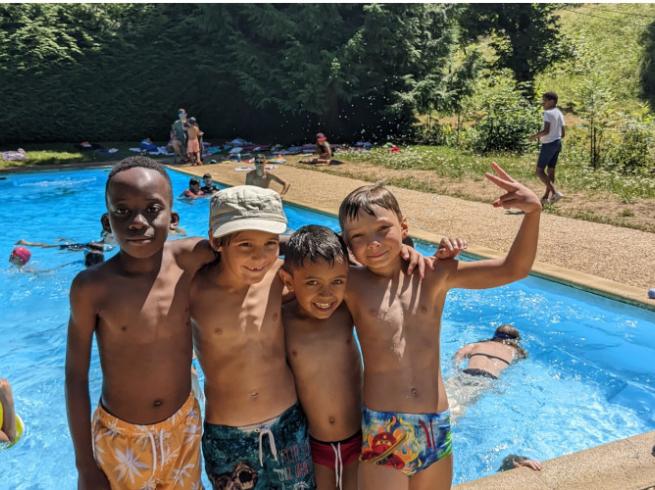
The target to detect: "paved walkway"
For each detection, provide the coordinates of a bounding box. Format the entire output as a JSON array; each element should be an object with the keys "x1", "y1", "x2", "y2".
[{"x1": 182, "y1": 162, "x2": 654, "y2": 303}]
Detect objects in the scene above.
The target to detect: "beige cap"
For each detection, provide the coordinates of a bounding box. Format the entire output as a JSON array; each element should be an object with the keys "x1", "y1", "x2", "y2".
[{"x1": 210, "y1": 185, "x2": 287, "y2": 238}]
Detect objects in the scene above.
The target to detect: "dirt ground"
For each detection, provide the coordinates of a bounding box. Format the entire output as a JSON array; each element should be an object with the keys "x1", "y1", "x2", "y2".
[{"x1": 286, "y1": 158, "x2": 655, "y2": 233}]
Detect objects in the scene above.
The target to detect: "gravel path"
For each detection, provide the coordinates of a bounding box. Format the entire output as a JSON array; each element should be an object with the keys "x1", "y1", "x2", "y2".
[{"x1": 188, "y1": 162, "x2": 655, "y2": 291}]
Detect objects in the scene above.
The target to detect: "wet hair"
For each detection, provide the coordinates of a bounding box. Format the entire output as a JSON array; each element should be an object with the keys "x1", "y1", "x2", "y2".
[
  {"x1": 498, "y1": 454, "x2": 527, "y2": 472},
  {"x1": 106, "y1": 157, "x2": 173, "y2": 204},
  {"x1": 283, "y1": 225, "x2": 348, "y2": 272},
  {"x1": 189, "y1": 178, "x2": 200, "y2": 186},
  {"x1": 84, "y1": 250, "x2": 104, "y2": 268},
  {"x1": 491, "y1": 324, "x2": 527, "y2": 359},
  {"x1": 543, "y1": 91, "x2": 558, "y2": 104},
  {"x1": 202, "y1": 173, "x2": 212, "y2": 180},
  {"x1": 338, "y1": 184, "x2": 403, "y2": 231}
]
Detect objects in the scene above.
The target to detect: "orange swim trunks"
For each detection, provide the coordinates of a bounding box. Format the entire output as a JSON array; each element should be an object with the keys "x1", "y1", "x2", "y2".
[{"x1": 92, "y1": 393, "x2": 203, "y2": 489}]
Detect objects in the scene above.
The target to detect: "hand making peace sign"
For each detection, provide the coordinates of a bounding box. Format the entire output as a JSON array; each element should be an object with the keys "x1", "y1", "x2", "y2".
[{"x1": 485, "y1": 162, "x2": 542, "y2": 214}]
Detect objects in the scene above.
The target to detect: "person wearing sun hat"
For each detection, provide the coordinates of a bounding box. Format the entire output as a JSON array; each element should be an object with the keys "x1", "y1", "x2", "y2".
[{"x1": 191, "y1": 185, "x2": 315, "y2": 489}]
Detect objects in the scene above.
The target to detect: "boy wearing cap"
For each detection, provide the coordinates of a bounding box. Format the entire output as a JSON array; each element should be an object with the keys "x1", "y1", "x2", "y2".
[
  {"x1": 191, "y1": 185, "x2": 314, "y2": 489},
  {"x1": 245, "y1": 156, "x2": 290, "y2": 196}
]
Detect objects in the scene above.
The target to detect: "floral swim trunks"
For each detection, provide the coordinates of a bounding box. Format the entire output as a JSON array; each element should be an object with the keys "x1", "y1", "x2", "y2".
[
  {"x1": 360, "y1": 406, "x2": 452, "y2": 476},
  {"x1": 92, "y1": 392, "x2": 203, "y2": 489}
]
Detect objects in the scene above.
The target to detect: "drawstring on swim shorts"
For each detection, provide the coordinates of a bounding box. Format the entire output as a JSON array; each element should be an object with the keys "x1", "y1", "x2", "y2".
[
  {"x1": 331, "y1": 442, "x2": 343, "y2": 490},
  {"x1": 147, "y1": 429, "x2": 166, "y2": 479},
  {"x1": 258, "y1": 427, "x2": 278, "y2": 467}
]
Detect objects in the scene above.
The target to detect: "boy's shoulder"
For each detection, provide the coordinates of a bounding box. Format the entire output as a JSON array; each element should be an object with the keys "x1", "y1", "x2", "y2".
[{"x1": 70, "y1": 256, "x2": 119, "y2": 300}]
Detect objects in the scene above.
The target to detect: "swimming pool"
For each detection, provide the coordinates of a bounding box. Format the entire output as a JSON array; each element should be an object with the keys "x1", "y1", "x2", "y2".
[{"x1": 0, "y1": 166, "x2": 653, "y2": 488}]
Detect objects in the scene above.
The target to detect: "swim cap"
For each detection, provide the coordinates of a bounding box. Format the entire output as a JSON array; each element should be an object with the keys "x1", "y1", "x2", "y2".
[
  {"x1": 10, "y1": 246, "x2": 31, "y2": 265},
  {"x1": 316, "y1": 132, "x2": 326, "y2": 140}
]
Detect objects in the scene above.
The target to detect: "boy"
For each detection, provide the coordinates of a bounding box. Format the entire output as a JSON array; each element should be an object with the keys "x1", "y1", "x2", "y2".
[
  {"x1": 66, "y1": 156, "x2": 215, "y2": 490},
  {"x1": 280, "y1": 226, "x2": 362, "y2": 490},
  {"x1": 532, "y1": 91, "x2": 565, "y2": 204},
  {"x1": 339, "y1": 163, "x2": 541, "y2": 490},
  {"x1": 280, "y1": 227, "x2": 463, "y2": 490},
  {"x1": 190, "y1": 185, "x2": 314, "y2": 489},
  {"x1": 182, "y1": 178, "x2": 205, "y2": 199},
  {"x1": 245, "y1": 155, "x2": 291, "y2": 196},
  {"x1": 201, "y1": 173, "x2": 220, "y2": 194}
]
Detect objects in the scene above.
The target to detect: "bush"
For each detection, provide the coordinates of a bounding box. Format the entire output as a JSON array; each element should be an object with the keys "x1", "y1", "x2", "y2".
[
  {"x1": 606, "y1": 117, "x2": 655, "y2": 174},
  {"x1": 414, "y1": 120, "x2": 454, "y2": 146},
  {"x1": 468, "y1": 74, "x2": 540, "y2": 153}
]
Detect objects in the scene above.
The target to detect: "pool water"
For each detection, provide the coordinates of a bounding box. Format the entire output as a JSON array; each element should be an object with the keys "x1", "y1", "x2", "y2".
[{"x1": 1, "y1": 167, "x2": 654, "y2": 488}]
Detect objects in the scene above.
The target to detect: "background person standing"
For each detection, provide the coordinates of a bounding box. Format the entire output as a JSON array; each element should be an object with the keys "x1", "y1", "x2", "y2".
[{"x1": 532, "y1": 92, "x2": 565, "y2": 205}]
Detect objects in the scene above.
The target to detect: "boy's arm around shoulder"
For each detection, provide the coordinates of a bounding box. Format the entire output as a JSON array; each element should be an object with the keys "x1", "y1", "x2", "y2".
[
  {"x1": 65, "y1": 269, "x2": 110, "y2": 488},
  {"x1": 170, "y1": 237, "x2": 218, "y2": 273}
]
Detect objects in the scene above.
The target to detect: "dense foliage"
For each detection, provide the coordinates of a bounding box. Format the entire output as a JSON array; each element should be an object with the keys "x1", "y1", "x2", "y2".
[{"x1": 0, "y1": 3, "x2": 460, "y2": 143}]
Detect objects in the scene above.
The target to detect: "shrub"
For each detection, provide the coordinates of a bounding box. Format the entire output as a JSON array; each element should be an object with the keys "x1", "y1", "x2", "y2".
[{"x1": 468, "y1": 74, "x2": 540, "y2": 153}]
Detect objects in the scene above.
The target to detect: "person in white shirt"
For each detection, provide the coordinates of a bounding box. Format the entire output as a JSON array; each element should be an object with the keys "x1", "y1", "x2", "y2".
[{"x1": 532, "y1": 91, "x2": 565, "y2": 204}]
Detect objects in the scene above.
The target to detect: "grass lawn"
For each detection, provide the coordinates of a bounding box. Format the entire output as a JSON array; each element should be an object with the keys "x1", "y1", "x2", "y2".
[
  {"x1": 0, "y1": 141, "x2": 171, "y2": 169},
  {"x1": 288, "y1": 145, "x2": 655, "y2": 233}
]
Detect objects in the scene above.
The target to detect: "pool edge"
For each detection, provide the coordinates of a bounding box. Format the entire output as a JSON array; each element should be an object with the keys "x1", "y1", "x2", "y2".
[
  {"x1": 453, "y1": 429, "x2": 655, "y2": 490},
  {"x1": 171, "y1": 164, "x2": 655, "y2": 312}
]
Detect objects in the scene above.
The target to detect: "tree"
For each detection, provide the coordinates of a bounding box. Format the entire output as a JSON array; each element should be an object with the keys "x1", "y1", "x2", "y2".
[
  {"x1": 640, "y1": 20, "x2": 655, "y2": 110},
  {"x1": 459, "y1": 4, "x2": 569, "y2": 96}
]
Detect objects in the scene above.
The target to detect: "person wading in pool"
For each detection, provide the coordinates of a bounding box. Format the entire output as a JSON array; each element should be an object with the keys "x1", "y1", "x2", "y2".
[{"x1": 446, "y1": 324, "x2": 527, "y2": 420}]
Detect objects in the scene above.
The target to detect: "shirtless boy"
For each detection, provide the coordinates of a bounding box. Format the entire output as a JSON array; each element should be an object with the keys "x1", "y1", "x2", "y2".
[
  {"x1": 280, "y1": 227, "x2": 463, "y2": 490},
  {"x1": 65, "y1": 157, "x2": 215, "y2": 490},
  {"x1": 280, "y1": 226, "x2": 362, "y2": 490},
  {"x1": 191, "y1": 185, "x2": 314, "y2": 489},
  {"x1": 245, "y1": 156, "x2": 290, "y2": 196},
  {"x1": 339, "y1": 163, "x2": 541, "y2": 490}
]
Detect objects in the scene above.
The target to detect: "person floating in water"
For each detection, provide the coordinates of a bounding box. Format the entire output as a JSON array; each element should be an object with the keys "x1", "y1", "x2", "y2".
[
  {"x1": 9, "y1": 246, "x2": 31, "y2": 268},
  {"x1": 446, "y1": 324, "x2": 527, "y2": 420},
  {"x1": 498, "y1": 454, "x2": 542, "y2": 472},
  {"x1": 245, "y1": 155, "x2": 290, "y2": 195},
  {"x1": 181, "y1": 178, "x2": 205, "y2": 199},
  {"x1": 201, "y1": 173, "x2": 220, "y2": 194}
]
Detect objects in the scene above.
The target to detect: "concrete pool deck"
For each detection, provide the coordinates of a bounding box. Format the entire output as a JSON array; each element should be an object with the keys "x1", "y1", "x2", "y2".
[
  {"x1": 179, "y1": 161, "x2": 654, "y2": 310},
  {"x1": 454, "y1": 430, "x2": 655, "y2": 490}
]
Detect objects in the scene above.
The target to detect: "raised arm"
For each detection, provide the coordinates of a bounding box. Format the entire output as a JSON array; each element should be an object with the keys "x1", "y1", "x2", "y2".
[
  {"x1": 65, "y1": 273, "x2": 110, "y2": 489},
  {"x1": 446, "y1": 163, "x2": 541, "y2": 290}
]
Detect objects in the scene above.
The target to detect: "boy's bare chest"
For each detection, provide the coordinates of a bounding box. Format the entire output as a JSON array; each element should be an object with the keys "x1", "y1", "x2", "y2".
[
  {"x1": 195, "y1": 283, "x2": 283, "y2": 345},
  {"x1": 99, "y1": 267, "x2": 190, "y2": 339}
]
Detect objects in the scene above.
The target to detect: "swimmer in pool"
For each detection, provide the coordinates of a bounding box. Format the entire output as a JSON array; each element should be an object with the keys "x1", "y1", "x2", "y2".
[{"x1": 446, "y1": 324, "x2": 527, "y2": 420}]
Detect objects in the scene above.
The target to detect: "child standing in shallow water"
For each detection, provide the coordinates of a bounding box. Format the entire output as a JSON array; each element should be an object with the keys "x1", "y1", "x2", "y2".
[
  {"x1": 339, "y1": 163, "x2": 541, "y2": 490},
  {"x1": 65, "y1": 157, "x2": 215, "y2": 489}
]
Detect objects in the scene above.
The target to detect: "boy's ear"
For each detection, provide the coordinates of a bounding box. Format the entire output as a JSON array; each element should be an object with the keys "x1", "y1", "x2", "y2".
[
  {"x1": 170, "y1": 212, "x2": 180, "y2": 229},
  {"x1": 208, "y1": 235, "x2": 221, "y2": 253},
  {"x1": 100, "y1": 213, "x2": 111, "y2": 233},
  {"x1": 278, "y1": 267, "x2": 294, "y2": 292},
  {"x1": 400, "y1": 216, "x2": 409, "y2": 239}
]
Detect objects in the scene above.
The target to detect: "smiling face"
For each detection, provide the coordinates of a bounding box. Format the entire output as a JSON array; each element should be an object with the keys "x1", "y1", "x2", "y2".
[
  {"x1": 282, "y1": 258, "x2": 348, "y2": 320},
  {"x1": 214, "y1": 230, "x2": 280, "y2": 285},
  {"x1": 105, "y1": 167, "x2": 177, "y2": 259},
  {"x1": 342, "y1": 205, "x2": 408, "y2": 272}
]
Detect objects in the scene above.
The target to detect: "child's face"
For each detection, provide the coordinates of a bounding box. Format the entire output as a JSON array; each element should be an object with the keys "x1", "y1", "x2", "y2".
[
  {"x1": 106, "y1": 168, "x2": 177, "y2": 259},
  {"x1": 281, "y1": 258, "x2": 348, "y2": 320},
  {"x1": 215, "y1": 230, "x2": 279, "y2": 284},
  {"x1": 203, "y1": 177, "x2": 212, "y2": 186},
  {"x1": 190, "y1": 182, "x2": 200, "y2": 192},
  {"x1": 342, "y1": 205, "x2": 408, "y2": 270},
  {"x1": 542, "y1": 97, "x2": 555, "y2": 109}
]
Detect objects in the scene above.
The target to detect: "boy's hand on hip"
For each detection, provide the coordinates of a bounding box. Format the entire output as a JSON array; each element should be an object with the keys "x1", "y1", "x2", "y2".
[{"x1": 485, "y1": 162, "x2": 542, "y2": 214}]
